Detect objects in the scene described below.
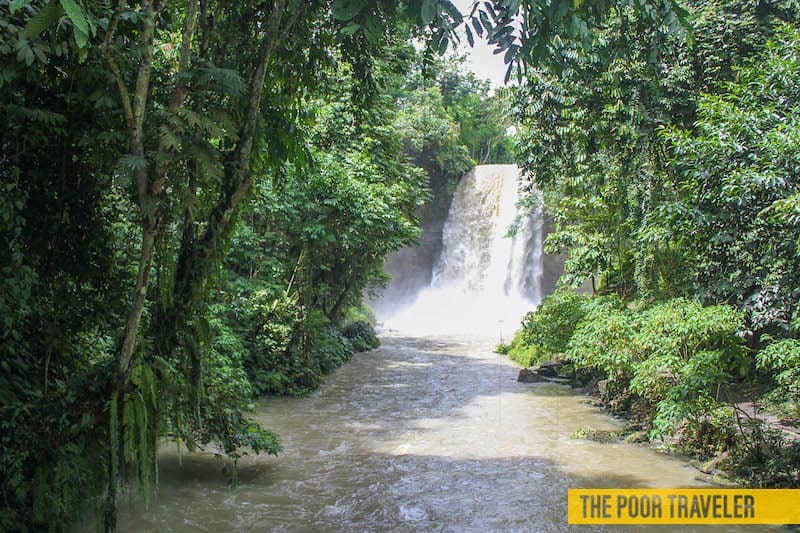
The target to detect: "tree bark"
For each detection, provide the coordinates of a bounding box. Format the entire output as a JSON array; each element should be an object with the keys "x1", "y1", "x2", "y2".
[
  {"x1": 161, "y1": 0, "x2": 306, "y2": 351},
  {"x1": 102, "y1": 2, "x2": 200, "y2": 528},
  {"x1": 111, "y1": 0, "x2": 200, "y2": 382},
  {"x1": 112, "y1": 0, "x2": 160, "y2": 382}
]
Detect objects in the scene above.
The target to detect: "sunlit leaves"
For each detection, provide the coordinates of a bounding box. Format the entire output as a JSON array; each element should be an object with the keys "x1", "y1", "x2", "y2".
[
  {"x1": 662, "y1": 24, "x2": 800, "y2": 334},
  {"x1": 757, "y1": 339, "x2": 800, "y2": 405}
]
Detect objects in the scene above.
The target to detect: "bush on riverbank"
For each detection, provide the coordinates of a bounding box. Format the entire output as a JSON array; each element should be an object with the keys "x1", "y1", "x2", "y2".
[
  {"x1": 501, "y1": 290, "x2": 800, "y2": 487},
  {"x1": 496, "y1": 289, "x2": 588, "y2": 367},
  {"x1": 216, "y1": 290, "x2": 379, "y2": 397}
]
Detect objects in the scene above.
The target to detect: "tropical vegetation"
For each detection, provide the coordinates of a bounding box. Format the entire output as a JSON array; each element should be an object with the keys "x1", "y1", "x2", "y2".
[
  {"x1": 502, "y1": 0, "x2": 800, "y2": 488},
  {"x1": 3, "y1": 0, "x2": 800, "y2": 529}
]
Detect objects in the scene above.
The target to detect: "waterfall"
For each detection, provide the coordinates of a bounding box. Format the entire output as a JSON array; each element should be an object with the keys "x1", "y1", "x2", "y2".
[{"x1": 385, "y1": 164, "x2": 543, "y2": 336}]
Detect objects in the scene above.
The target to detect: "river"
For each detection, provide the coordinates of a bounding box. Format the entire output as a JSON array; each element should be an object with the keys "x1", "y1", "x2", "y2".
[{"x1": 116, "y1": 332, "x2": 770, "y2": 532}]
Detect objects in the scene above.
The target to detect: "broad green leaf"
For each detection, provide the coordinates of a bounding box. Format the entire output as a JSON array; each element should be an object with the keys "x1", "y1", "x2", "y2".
[
  {"x1": 465, "y1": 24, "x2": 474, "y2": 47},
  {"x1": 14, "y1": 38, "x2": 35, "y2": 66},
  {"x1": 331, "y1": 0, "x2": 364, "y2": 22},
  {"x1": 74, "y1": 26, "x2": 89, "y2": 48},
  {"x1": 60, "y1": 0, "x2": 89, "y2": 37},
  {"x1": 22, "y1": 3, "x2": 64, "y2": 39},
  {"x1": 420, "y1": 0, "x2": 437, "y2": 25},
  {"x1": 442, "y1": 1, "x2": 463, "y2": 23},
  {"x1": 340, "y1": 22, "x2": 361, "y2": 36},
  {"x1": 471, "y1": 16, "x2": 483, "y2": 37}
]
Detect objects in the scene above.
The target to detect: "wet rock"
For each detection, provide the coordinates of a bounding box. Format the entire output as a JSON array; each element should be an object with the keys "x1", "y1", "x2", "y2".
[
  {"x1": 624, "y1": 431, "x2": 649, "y2": 444},
  {"x1": 518, "y1": 368, "x2": 548, "y2": 383},
  {"x1": 570, "y1": 428, "x2": 624, "y2": 443},
  {"x1": 536, "y1": 361, "x2": 560, "y2": 378}
]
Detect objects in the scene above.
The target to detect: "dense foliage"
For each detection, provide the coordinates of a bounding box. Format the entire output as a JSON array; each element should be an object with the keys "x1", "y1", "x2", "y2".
[
  {"x1": 504, "y1": 0, "x2": 800, "y2": 487},
  {"x1": 0, "y1": 0, "x2": 545, "y2": 528},
  {"x1": 5, "y1": 0, "x2": 800, "y2": 527}
]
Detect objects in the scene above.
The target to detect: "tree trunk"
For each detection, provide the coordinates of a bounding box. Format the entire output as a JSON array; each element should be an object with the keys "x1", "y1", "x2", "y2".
[{"x1": 158, "y1": 0, "x2": 303, "y2": 353}]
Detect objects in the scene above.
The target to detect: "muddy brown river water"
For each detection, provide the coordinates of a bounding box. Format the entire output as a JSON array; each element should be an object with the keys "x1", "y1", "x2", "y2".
[{"x1": 117, "y1": 333, "x2": 778, "y2": 532}]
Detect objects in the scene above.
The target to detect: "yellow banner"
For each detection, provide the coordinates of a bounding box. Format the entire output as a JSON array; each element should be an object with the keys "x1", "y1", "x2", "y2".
[{"x1": 568, "y1": 488, "x2": 800, "y2": 524}]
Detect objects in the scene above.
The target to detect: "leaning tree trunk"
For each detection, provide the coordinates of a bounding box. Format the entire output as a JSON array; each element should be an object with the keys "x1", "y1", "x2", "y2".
[
  {"x1": 158, "y1": 0, "x2": 304, "y2": 355},
  {"x1": 101, "y1": 0, "x2": 199, "y2": 528}
]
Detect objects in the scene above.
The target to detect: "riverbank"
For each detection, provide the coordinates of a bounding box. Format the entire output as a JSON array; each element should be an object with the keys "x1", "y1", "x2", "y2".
[
  {"x1": 497, "y1": 290, "x2": 800, "y2": 490},
  {"x1": 514, "y1": 356, "x2": 800, "y2": 489}
]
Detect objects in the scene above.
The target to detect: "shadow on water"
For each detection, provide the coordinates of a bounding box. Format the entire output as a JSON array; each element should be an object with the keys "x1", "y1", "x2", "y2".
[
  {"x1": 119, "y1": 453, "x2": 774, "y2": 533},
  {"x1": 117, "y1": 334, "x2": 780, "y2": 532}
]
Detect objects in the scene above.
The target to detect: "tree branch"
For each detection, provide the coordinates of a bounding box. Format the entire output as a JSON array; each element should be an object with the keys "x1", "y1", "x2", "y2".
[
  {"x1": 153, "y1": 0, "x2": 200, "y2": 182},
  {"x1": 101, "y1": 0, "x2": 134, "y2": 132},
  {"x1": 116, "y1": 0, "x2": 165, "y2": 381}
]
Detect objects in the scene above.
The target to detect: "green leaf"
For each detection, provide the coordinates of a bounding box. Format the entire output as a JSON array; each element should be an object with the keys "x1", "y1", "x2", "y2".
[
  {"x1": 420, "y1": 0, "x2": 437, "y2": 25},
  {"x1": 340, "y1": 22, "x2": 361, "y2": 36},
  {"x1": 437, "y1": 34, "x2": 448, "y2": 54},
  {"x1": 14, "y1": 38, "x2": 35, "y2": 66},
  {"x1": 74, "y1": 26, "x2": 89, "y2": 48},
  {"x1": 465, "y1": 24, "x2": 474, "y2": 47},
  {"x1": 10, "y1": 0, "x2": 33, "y2": 14},
  {"x1": 331, "y1": 0, "x2": 364, "y2": 22},
  {"x1": 60, "y1": 0, "x2": 89, "y2": 37},
  {"x1": 116, "y1": 154, "x2": 148, "y2": 177},
  {"x1": 471, "y1": 16, "x2": 483, "y2": 37},
  {"x1": 22, "y1": 3, "x2": 64, "y2": 39}
]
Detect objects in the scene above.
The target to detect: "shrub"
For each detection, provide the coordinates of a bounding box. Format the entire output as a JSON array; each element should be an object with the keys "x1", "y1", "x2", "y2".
[
  {"x1": 242, "y1": 293, "x2": 311, "y2": 396},
  {"x1": 630, "y1": 300, "x2": 746, "y2": 438},
  {"x1": 497, "y1": 289, "x2": 588, "y2": 367},
  {"x1": 757, "y1": 338, "x2": 800, "y2": 410},
  {"x1": 520, "y1": 289, "x2": 588, "y2": 355},
  {"x1": 342, "y1": 320, "x2": 380, "y2": 353},
  {"x1": 505, "y1": 330, "x2": 545, "y2": 367},
  {"x1": 722, "y1": 420, "x2": 800, "y2": 488},
  {"x1": 565, "y1": 295, "x2": 634, "y2": 376},
  {"x1": 673, "y1": 404, "x2": 736, "y2": 461},
  {"x1": 239, "y1": 294, "x2": 369, "y2": 396}
]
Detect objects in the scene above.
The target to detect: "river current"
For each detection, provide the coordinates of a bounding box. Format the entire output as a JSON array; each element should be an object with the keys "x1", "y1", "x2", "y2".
[{"x1": 116, "y1": 332, "x2": 770, "y2": 532}]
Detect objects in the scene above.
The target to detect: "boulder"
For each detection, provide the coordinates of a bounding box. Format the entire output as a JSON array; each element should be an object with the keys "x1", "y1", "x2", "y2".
[
  {"x1": 518, "y1": 368, "x2": 548, "y2": 383},
  {"x1": 536, "y1": 361, "x2": 560, "y2": 378}
]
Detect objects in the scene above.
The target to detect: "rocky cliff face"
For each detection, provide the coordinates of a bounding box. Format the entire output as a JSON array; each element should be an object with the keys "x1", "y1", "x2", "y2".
[
  {"x1": 540, "y1": 216, "x2": 565, "y2": 297},
  {"x1": 370, "y1": 172, "x2": 454, "y2": 317}
]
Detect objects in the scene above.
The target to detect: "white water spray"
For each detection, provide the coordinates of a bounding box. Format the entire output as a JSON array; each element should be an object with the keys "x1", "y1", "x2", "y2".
[{"x1": 386, "y1": 165, "x2": 543, "y2": 337}]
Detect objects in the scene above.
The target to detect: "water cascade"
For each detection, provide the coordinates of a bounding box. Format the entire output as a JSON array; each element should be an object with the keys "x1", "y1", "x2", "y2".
[{"x1": 385, "y1": 164, "x2": 543, "y2": 336}]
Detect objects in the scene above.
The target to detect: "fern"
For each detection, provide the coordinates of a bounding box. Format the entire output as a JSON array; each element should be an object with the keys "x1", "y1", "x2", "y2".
[
  {"x1": 115, "y1": 153, "x2": 148, "y2": 181},
  {"x1": 194, "y1": 64, "x2": 246, "y2": 96},
  {"x1": 185, "y1": 138, "x2": 224, "y2": 181},
  {"x1": 5, "y1": 103, "x2": 66, "y2": 128},
  {"x1": 159, "y1": 124, "x2": 183, "y2": 152}
]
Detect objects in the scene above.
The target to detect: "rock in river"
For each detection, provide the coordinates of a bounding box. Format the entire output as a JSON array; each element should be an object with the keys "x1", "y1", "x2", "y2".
[{"x1": 518, "y1": 368, "x2": 548, "y2": 383}]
